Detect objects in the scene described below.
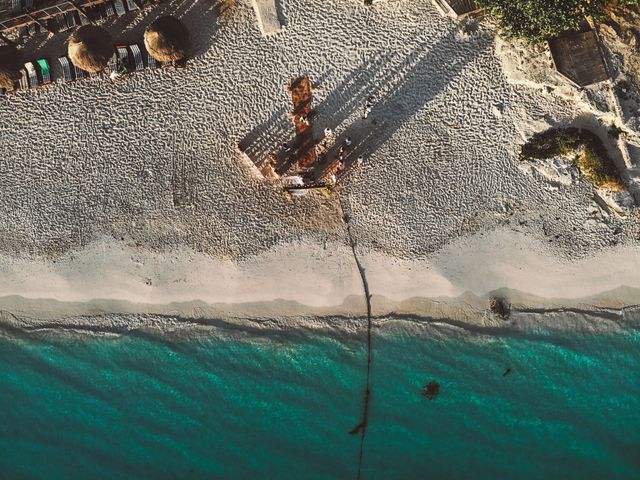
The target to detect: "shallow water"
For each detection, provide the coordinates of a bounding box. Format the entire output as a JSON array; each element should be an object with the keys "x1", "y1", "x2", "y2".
[{"x1": 1, "y1": 323, "x2": 639, "y2": 479}]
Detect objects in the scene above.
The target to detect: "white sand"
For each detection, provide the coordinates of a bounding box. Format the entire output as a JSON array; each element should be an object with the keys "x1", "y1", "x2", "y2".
[{"x1": 1, "y1": 0, "x2": 640, "y2": 328}]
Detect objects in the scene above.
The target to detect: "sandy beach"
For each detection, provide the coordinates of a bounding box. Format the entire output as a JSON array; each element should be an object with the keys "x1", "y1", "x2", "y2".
[{"x1": 2, "y1": 0, "x2": 640, "y2": 331}]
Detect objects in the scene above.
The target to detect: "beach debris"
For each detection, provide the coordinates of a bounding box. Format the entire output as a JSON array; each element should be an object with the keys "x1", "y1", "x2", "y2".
[
  {"x1": 502, "y1": 367, "x2": 512, "y2": 377},
  {"x1": 489, "y1": 296, "x2": 510, "y2": 320},
  {"x1": 421, "y1": 380, "x2": 440, "y2": 400}
]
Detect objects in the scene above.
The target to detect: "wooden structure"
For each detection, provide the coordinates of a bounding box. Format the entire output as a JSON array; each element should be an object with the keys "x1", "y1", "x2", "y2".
[
  {"x1": 432, "y1": 0, "x2": 479, "y2": 18},
  {"x1": 238, "y1": 75, "x2": 366, "y2": 194},
  {"x1": 286, "y1": 76, "x2": 317, "y2": 170},
  {"x1": 239, "y1": 76, "x2": 321, "y2": 185},
  {"x1": 548, "y1": 30, "x2": 609, "y2": 87}
]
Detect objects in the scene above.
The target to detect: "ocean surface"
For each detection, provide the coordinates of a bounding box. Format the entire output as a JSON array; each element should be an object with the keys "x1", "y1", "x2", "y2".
[{"x1": 1, "y1": 320, "x2": 639, "y2": 480}]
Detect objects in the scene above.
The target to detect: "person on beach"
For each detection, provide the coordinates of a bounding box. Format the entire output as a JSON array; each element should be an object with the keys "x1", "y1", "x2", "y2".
[
  {"x1": 345, "y1": 137, "x2": 352, "y2": 146},
  {"x1": 363, "y1": 98, "x2": 373, "y2": 119},
  {"x1": 356, "y1": 155, "x2": 364, "y2": 166},
  {"x1": 324, "y1": 127, "x2": 332, "y2": 137},
  {"x1": 282, "y1": 142, "x2": 292, "y2": 153}
]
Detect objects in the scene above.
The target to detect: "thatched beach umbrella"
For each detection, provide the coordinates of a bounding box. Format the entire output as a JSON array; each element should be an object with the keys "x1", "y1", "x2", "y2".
[
  {"x1": 68, "y1": 25, "x2": 114, "y2": 73},
  {"x1": 144, "y1": 16, "x2": 190, "y2": 63},
  {"x1": 0, "y1": 44, "x2": 23, "y2": 92}
]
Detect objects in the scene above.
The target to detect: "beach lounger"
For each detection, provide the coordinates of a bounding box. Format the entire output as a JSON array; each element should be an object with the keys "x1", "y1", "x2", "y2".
[
  {"x1": 37, "y1": 59, "x2": 51, "y2": 84},
  {"x1": 18, "y1": 68, "x2": 28, "y2": 89},
  {"x1": 58, "y1": 56, "x2": 73, "y2": 82},
  {"x1": 107, "y1": 53, "x2": 118, "y2": 73},
  {"x1": 114, "y1": 0, "x2": 126, "y2": 16},
  {"x1": 24, "y1": 62, "x2": 38, "y2": 87},
  {"x1": 104, "y1": 1, "x2": 116, "y2": 18},
  {"x1": 96, "y1": 5, "x2": 107, "y2": 20},
  {"x1": 48, "y1": 15, "x2": 62, "y2": 32},
  {"x1": 125, "y1": 0, "x2": 139, "y2": 11},
  {"x1": 65, "y1": 12, "x2": 78, "y2": 30},
  {"x1": 117, "y1": 46, "x2": 130, "y2": 71},
  {"x1": 145, "y1": 51, "x2": 157, "y2": 69},
  {"x1": 74, "y1": 64, "x2": 87, "y2": 79},
  {"x1": 11, "y1": 0, "x2": 21, "y2": 13},
  {"x1": 129, "y1": 44, "x2": 144, "y2": 71},
  {"x1": 24, "y1": 0, "x2": 33, "y2": 9},
  {"x1": 88, "y1": 5, "x2": 104, "y2": 21},
  {"x1": 79, "y1": 11, "x2": 91, "y2": 25}
]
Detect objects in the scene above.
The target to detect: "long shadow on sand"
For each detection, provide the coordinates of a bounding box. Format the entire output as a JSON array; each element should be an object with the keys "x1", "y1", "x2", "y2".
[{"x1": 241, "y1": 30, "x2": 491, "y2": 180}]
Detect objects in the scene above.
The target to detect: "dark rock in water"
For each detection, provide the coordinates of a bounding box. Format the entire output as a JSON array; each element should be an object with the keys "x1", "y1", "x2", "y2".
[
  {"x1": 489, "y1": 296, "x2": 511, "y2": 319},
  {"x1": 348, "y1": 422, "x2": 364, "y2": 435},
  {"x1": 421, "y1": 380, "x2": 440, "y2": 400}
]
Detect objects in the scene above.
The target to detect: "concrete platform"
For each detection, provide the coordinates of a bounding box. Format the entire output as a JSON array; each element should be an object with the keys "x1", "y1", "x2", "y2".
[{"x1": 251, "y1": 0, "x2": 282, "y2": 36}]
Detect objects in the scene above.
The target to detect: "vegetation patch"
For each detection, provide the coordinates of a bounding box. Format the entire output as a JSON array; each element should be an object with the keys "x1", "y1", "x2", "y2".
[
  {"x1": 477, "y1": 0, "x2": 640, "y2": 42},
  {"x1": 521, "y1": 127, "x2": 623, "y2": 190}
]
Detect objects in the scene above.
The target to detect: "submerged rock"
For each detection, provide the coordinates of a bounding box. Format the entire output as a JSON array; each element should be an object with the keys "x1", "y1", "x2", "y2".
[{"x1": 421, "y1": 380, "x2": 440, "y2": 400}]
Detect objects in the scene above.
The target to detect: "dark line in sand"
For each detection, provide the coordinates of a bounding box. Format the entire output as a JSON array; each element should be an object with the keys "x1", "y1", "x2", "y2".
[{"x1": 339, "y1": 200, "x2": 373, "y2": 480}]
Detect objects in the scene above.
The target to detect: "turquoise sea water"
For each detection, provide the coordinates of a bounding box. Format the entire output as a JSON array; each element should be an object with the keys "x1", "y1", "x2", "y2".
[{"x1": 1, "y1": 322, "x2": 639, "y2": 479}]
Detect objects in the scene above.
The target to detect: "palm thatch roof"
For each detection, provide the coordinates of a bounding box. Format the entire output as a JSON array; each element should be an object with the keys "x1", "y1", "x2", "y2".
[
  {"x1": 68, "y1": 25, "x2": 114, "y2": 73},
  {"x1": 0, "y1": 44, "x2": 23, "y2": 92},
  {"x1": 144, "y1": 16, "x2": 190, "y2": 63}
]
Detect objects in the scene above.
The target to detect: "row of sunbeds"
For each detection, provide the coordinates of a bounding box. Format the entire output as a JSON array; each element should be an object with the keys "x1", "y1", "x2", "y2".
[
  {"x1": 62, "y1": 42, "x2": 165, "y2": 81},
  {"x1": 1, "y1": 42, "x2": 164, "y2": 94},
  {"x1": 16, "y1": 57, "x2": 51, "y2": 89},
  {"x1": 9, "y1": 0, "x2": 142, "y2": 39}
]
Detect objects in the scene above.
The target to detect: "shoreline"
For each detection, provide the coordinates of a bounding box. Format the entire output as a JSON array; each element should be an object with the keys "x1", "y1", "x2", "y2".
[
  {"x1": 2, "y1": 293, "x2": 639, "y2": 339},
  {"x1": 1, "y1": 228, "x2": 639, "y2": 336}
]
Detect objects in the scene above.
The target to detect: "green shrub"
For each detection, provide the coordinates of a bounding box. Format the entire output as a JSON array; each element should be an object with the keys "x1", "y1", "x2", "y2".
[
  {"x1": 521, "y1": 127, "x2": 623, "y2": 189},
  {"x1": 477, "y1": 0, "x2": 606, "y2": 42}
]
